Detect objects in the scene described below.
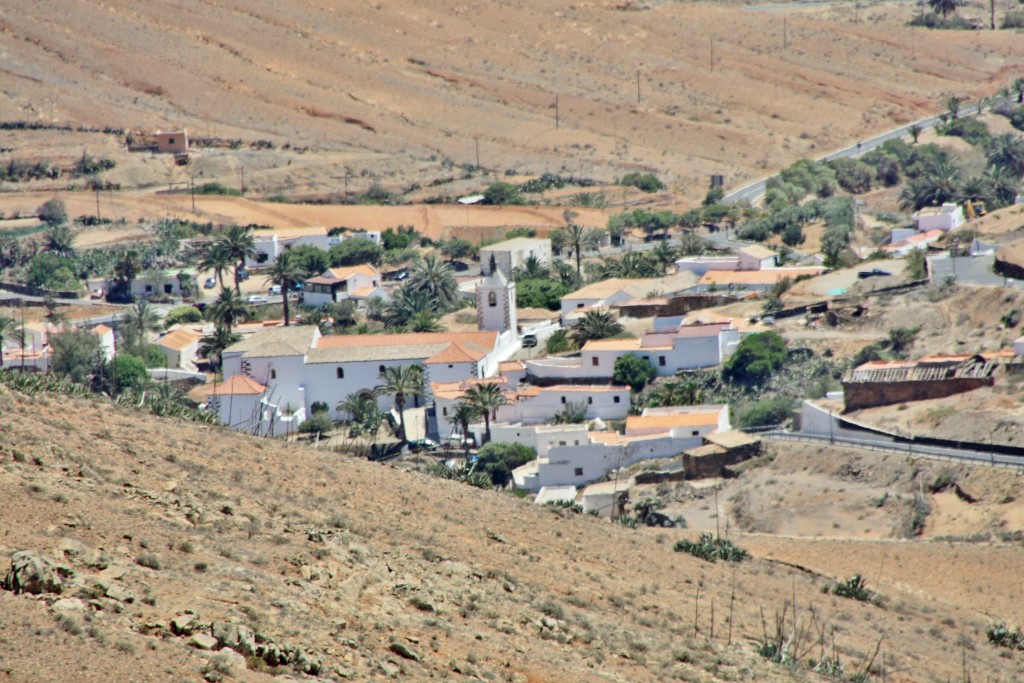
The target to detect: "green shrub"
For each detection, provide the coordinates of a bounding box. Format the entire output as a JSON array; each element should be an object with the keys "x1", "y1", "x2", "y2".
[
  {"x1": 620, "y1": 173, "x2": 664, "y2": 193},
  {"x1": 135, "y1": 553, "x2": 162, "y2": 570},
  {"x1": 987, "y1": 623, "x2": 1024, "y2": 650},
  {"x1": 196, "y1": 182, "x2": 241, "y2": 196},
  {"x1": 674, "y1": 533, "x2": 749, "y2": 563},
  {"x1": 832, "y1": 574, "x2": 872, "y2": 602},
  {"x1": 735, "y1": 397, "x2": 794, "y2": 429},
  {"x1": 937, "y1": 117, "x2": 990, "y2": 145},
  {"x1": 1000, "y1": 11, "x2": 1024, "y2": 28},
  {"x1": 165, "y1": 305, "x2": 202, "y2": 327},
  {"x1": 298, "y1": 413, "x2": 334, "y2": 438}
]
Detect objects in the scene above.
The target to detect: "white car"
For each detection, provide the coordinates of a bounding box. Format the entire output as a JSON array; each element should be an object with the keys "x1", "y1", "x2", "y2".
[
  {"x1": 246, "y1": 295, "x2": 268, "y2": 304},
  {"x1": 268, "y1": 285, "x2": 282, "y2": 295}
]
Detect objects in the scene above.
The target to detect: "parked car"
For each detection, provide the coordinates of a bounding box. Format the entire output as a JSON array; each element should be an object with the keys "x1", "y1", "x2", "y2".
[
  {"x1": 268, "y1": 285, "x2": 282, "y2": 295},
  {"x1": 203, "y1": 277, "x2": 216, "y2": 289},
  {"x1": 857, "y1": 268, "x2": 891, "y2": 279},
  {"x1": 89, "y1": 288, "x2": 104, "y2": 300},
  {"x1": 394, "y1": 270, "x2": 409, "y2": 281},
  {"x1": 237, "y1": 269, "x2": 250, "y2": 282},
  {"x1": 522, "y1": 334, "x2": 538, "y2": 348},
  {"x1": 246, "y1": 295, "x2": 268, "y2": 304}
]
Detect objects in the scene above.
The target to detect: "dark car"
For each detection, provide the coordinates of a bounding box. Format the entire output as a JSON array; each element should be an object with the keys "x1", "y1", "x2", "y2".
[
  {"x1": 522, "y1": 334, "x2": 538, "y2": 348},
  {"x1": 857, "y1": 268, "x2": 891, "y2": 279},
  {"x1": 203, "y1": 277, "x2": 216, "y2": 289},
  {"x1": 237, "y1": 269, "x2": 250, "y2": 282}
]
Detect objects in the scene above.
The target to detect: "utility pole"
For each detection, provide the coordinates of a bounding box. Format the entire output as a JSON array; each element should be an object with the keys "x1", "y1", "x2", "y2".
[
  {"x1": 636, "y1": 68, "x2": 641, "y2": 104},
  {"x1": 783, "y1": 19, "x2": 787, "y2": 50},
  {"x1": 474, "y1": 137, "x2": 480, "y2": 170},
  {"x1": 554, "y1": 94, "x2": 559, "y2": 130},
  {"x1": 709, "y1": 38, "x2": 714, "y2": 73},
  {"x1": 95, "y1": 186, "x2": 101, "y2": 221}
]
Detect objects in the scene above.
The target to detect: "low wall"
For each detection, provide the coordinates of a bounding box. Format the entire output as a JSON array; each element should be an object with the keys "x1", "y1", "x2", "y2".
[
  {"x1": 684, "y1": 441, "x2": 762, "y2": 479},
  {"x1": 0, "y1": 281, "x2": 81, "y2": 299},
  {"x1": 613, "y1": 294, "x2": 738, "y2": 319},
  {"x1": 843, "y1": 377, "x2": 993, "y2": 412}
]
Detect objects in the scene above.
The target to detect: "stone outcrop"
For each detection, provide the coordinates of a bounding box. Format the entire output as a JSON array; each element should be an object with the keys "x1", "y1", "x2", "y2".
[{"x1": 2, "y1": 552, "x2": 71, "y2": 595}]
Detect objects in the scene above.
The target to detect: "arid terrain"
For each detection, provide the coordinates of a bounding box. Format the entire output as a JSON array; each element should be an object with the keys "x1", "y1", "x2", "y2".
[
  {"x1": 2, "y1": 385, "x2": 1024, "y2": 682},
  {"x1": 1, "y1": 0, "x2": 1022, "y2": 205}
]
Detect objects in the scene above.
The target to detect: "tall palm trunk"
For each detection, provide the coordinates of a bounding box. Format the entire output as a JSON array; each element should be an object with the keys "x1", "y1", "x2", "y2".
[
  {"x1": 282, "y1": 279, "x2": 291, "y2": 326},
  {"x1": 396, "y1": 395, "x2": 407, "y2": 443}
]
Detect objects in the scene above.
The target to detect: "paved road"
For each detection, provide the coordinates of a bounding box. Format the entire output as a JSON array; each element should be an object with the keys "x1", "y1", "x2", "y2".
[
  {"x1": 722, "y1": 98, "x2": 1008, "y2": 206},
  {"x1": 763, "y1": 430, "x2": 1024, "y2": 469}
]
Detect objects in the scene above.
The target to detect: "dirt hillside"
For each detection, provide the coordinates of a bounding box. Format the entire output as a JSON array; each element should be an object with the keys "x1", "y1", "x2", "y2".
[
  {"x1": 0, "y1": 0, "x2": 1021, "y2": 199},
  {"x1": 2, "y1": 385, "x2": 1024, "y2": 681}
]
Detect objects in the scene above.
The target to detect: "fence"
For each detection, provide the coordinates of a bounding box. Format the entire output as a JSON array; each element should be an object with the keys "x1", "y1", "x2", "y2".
[{"x1": 761, "y1": 430, "x2": 1024, "y2": 470}]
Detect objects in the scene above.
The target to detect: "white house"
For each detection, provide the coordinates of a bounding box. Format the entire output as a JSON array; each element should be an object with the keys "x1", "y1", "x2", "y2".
[
  {"x1": 479, "y1": 237, "x2": 552, "y2": 278},
  {"x1": 580, "y1": 478, "x2": 634, "y2": 518},
  {"x1": 194, "y1": 374, "x2": 302, "y2": 437},
  {"x1": 218, "y1": 326, "x2": 508, "y2": 426},
  {"x1": 303, "y1": 264, "x2": 387, "y2": 308},
  {"x1": 512, "y1": 404, "x2": 731, "y2": 492},
  {"x1": 559, "y1": 274, "x2": 697, "y2": 324},
  {"x1": 912, "y1": 203, "x2": 964, "y2": 232},
  {"x1": 246, "y1": 227, "x2": 382, "y2": 269},
  {"x1": 495, "y1": 384, "x2": 630, "y2": 424},
  {"x1": 737, "y1": 245, "x2": 778, "y2": 271},
  {"x1": 153, "y1": 327, "x2": 202, "y2": 371},
  {"x1": 674, "y1": 255, "x2": 741, "y2": 276},
  {"x1": 884, "y1": 229, "x2": 944, "y2": 256},
  {"x1": 526, "y1": 321, "x2": 739, "y2": 381}
]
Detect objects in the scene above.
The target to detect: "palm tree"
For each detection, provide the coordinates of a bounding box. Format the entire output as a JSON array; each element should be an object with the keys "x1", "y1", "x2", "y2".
[
  {"x1": 199, "y1": 325, "x2": 241, "y2": 371},
  {"x1": 606, "y1": 213, "x2": 628, "y2": 247},
  {"x1": 407, "y1": 310, "x2": 444, "y2": 333},
  {"x1": 337, "y1": 393, "x2": 384, "y2": 439},
  {"x1": 449, "y1": 402, "x2": 477, "y2": 455},
  {"x1": 984, "y1": 134, "x2": 1024, "y2": 179},
  {"x1": 220, "y1": 225, "x2": 257, "y2": 293},
  {"x1": 511, "y1": 254, "x2": 550, "y2": 281},
  {"x1": 406, "y1": 254, "x2": 458, "y2": 308},
  {"x1": 125, "y1": 300, "x2": 162, "y2": 352},
  {"x1": 265, "y1": 252, "x2": 304, "y2": 326},
  {"x1": 384, "y1": 286, "x2": 438, "y2": 330},
  {"x1": 571, "y1": 310, "x2": 625, "y2": 347},
  {"x1": 209, "y1": 287, "x2": 250, "y2": 333},
  {"x1": 599, "y1": 252, "x2": 659, "y2": 279},
  {"x1": 373, "y1": 364, "x2": 425, "y2": 444},
  {"x1": 944, "y1": 94, "x2": 966, "y2": 118},
  {"x1": 45, "y1": 224, "x2": 75, "y2": 258},
  {"x1": 908, "y1": 123, "x2": 923, "y2": 144},
  {"x1": 649, "y1": 241, "x2": 678, "y2": 274},
  {"x1": 983, "y1": 165, "x2": 1021, "y2": 207},
  {"x1": 1014, "y1": 77, "x2": 1024, "y2": 104},
  {"x1": 563, "y1": 222, "x2": 590, "y2": 280},
  {"x1": 552, "y1": 260, "x2": 581, "y2": 290},
  {"x1": 0, "y1": 315, "x2": 17, "y2": 368},
  {"x1": 898, "y1": 159, "x2": 962, "y2": 210},
  {"x1": 198, "y1": 240, "x2": 235, "y2": 290},
  {"x1": 460, "y1": 383, "x2": 507, "y2": 445}
]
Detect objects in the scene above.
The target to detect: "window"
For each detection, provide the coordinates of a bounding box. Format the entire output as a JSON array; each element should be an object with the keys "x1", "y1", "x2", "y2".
[
  {"x1": 164, "y1": 284, "x2": 173, "y2": 294},
  {"x1": 561, "y1": 396, "x2": 566, "y2": 404},
  {"x1": 168, "y1": 137, "x2": 175, "y2": 145},
  {"x1": 591, "y1": 357, "x2": 599, "y2": 366},
  {"x1": 577, "y1": 303, "x2": 584, "y2": 309},
  {"x1": 574, "y1": 468, "x2": 583, "y2": 476},
  {"x1": 336, "y1": 367, "x2": 344, "y2": 379},
  {"x1": 587, "y1": 397, "x2": 593, "y2": 405},
  {"x1": 558, "y1": 441, "x2": 566, "y2": 446},
  {"x1": 659, "y1": 356, "x2": 666, "y2": 367},
  {"x1": 488, "y1": 291, "x2": 497, "y2": 307},
  {"x1": 442, "y1": 407, "x2": 448, "y2": 416},
  {"x1": 574, "y1": 440, "x2": 579, "y2": 446},
  {"x1": 448, "y1": 364, "x2": 453, "y2": 369},
  {"x1": 270, "y1": 369, "x2": 277, "y2": 380},
  {"x1": 613, "y1": 396, "x2": 621, "y2": 404},
  {"x1": 379, "y1": 365, "x2": 386, "y2": 374},
  {"x1": 692, "y1": 430, "x2": 699, "y2": 436}
]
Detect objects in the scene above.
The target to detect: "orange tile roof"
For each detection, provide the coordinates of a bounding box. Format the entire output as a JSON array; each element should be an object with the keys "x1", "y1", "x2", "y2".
[
  {"x1": 431, "y1": 377, "x2": 508, "y2": 400},
  {"x1": 626, "y1": 412, "x2": 721, "y2": 431},
  {"x1": 581, "y1": 338, "x2": 642, "y2": 352},
  {"x1": 92, "y1": 324, "x2": 113, "y2": 335},
  {"x1": 155, "y1": 328, "x2": 201, "y2": 351},
  {"x1": 349, "y1": 286, "x2": 379, "y2": 298},
  {"x1": 207, "y1": 374, "x2": 267, "y2": 396},
  {"x1": 326, "y1": 264, "x2": 380, "y2": 280},
  {"x1": 425, "y1": 342, "x2": 485, "y2": 364},
  {"x1": 499, "y1": 360, "x2": 525, "y2": 372},
  {"x1": 315, "y1": 330, "x2": 497, "y2": 350}
]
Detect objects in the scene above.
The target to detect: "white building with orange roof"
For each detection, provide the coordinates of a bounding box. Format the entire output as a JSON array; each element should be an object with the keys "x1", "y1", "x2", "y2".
[
  {"x1": 526, "y1": 320, "x2": 738, "y2": 381},
  {"x1": 511, "y1": 404, "x2": 731, "y2": 491},
  {"x1": 216, "y1": 326, "x2": 510, "y2": 427},
  {"x1": 303, "y1": 264, "x2": 387, "y2": 308},
  {"x1": 153, "y1": 327, "x2": 202, "y2": 370},
  {"x1": 495, "y1": 384, "x2": 630, "y2": 424},
  {"x1": 190, "y1": 374, "x2": 297, "y2": 435}
]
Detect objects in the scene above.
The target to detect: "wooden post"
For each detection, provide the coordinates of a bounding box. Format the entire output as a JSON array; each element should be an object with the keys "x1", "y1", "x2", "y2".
[
  {"x1": 693, "y1": 587, "x2": 700, "y2": 636},
  {"x1": 555, "y1": 95, "x2": 560, "y2": 130}
]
